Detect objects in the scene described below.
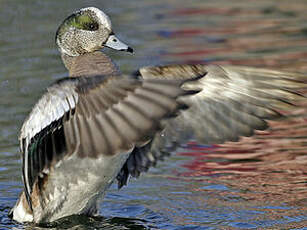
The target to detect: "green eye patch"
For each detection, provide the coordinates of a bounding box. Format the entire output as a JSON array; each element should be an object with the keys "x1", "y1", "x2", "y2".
[{"x1": 66, "y1": 13, "x2": 99, "y2": 31}]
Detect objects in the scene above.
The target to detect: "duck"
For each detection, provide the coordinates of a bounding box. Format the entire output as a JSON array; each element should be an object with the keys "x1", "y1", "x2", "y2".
[{"x1": 9, "y1": 6, "x2": 307, "y2": 224}]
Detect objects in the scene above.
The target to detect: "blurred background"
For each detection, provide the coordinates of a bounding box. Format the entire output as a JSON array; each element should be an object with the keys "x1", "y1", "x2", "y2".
[{"x1": 0, "y1": 0, "x2": 306, "y2": 229}]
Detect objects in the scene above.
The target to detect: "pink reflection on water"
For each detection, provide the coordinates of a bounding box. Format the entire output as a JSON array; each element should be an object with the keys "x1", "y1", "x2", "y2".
[
  {"x1": 178, "y1": 103, "x2": 307, "y2": 176},
  {"x1": 157, "y1": 3, "x2": 307, "y2": 71},
  {"x1": 151, "y1": 3, "x2": 307, "y2": 220},
  {"x1": 151, "y1": 2, "x2": 307, "y2": 227},
  {"x1": 174, "y1": 98, "x2": 307, "y2": 206}
]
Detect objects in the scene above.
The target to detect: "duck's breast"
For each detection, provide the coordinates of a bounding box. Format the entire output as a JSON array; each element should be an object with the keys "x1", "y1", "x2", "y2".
[{"x1": 32, "y1": 149, "x2": 131, "y2": 223}]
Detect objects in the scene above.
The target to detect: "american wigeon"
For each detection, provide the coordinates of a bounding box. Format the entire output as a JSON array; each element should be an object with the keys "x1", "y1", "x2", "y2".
[{"x1": 10, "y1": 7, "x2": 307, "y2": 223}]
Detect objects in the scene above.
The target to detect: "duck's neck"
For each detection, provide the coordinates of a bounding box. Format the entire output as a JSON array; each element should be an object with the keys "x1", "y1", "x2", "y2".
[{"x1": 61, "y1": 51, "x2": 120, "y2": 77}]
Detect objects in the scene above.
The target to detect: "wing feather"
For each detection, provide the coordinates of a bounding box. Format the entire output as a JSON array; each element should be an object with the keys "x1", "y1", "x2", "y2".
[
  {"x1": 116, "y1": 64, "x2": 307, "y2": 188},
  {"x1": 20, "y1": 74, "x2": 197, "y2": 209}
]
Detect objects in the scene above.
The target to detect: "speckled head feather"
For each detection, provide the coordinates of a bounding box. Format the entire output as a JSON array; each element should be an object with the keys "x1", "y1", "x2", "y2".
[{"x1": 55, "y1": 7, "x2": 112, "y2": 56}]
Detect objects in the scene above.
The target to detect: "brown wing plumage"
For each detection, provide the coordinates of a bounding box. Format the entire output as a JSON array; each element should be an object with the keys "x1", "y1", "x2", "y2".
[
  {"x1": 139, "y1": 64, "x2": 307, "y2": 144},
  {"x1": 116, "y1": 64, "x2": 307, "y2": 188},
  {"x1": 64, "y1": 75, "x2": 198, "y2": 158},
  {"x1": 20, "y1": 74, "x2": 199, "y2": 209}
]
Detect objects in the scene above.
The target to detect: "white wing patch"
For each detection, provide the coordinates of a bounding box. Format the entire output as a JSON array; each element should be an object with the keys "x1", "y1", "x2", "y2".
[
  {"x1": 19, "y1": 80, "x2": 79, "y2": 198},
  {"x1": 20, "y1": 81, "x2": 78, "y2": 150}
]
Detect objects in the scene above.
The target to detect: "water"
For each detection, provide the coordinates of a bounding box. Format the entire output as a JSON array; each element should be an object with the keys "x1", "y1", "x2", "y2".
[{"x1": 0, "y1": 0, "x2": 307, "y2": 229}]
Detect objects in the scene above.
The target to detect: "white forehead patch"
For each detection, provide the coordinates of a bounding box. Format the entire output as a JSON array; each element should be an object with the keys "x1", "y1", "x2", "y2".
[{"x1": 80, "y1": 7, "x2": 112, "y2": 30}]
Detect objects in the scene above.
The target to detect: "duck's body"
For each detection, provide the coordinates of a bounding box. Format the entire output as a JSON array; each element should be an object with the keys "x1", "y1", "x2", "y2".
[
  {"x1": 11, "y1": 51, "x2": 128, "y2": 222},
  {"x1": 10, "y1": 7, "x2": 307, "y2": 224},
  {"x1": 26, "y1": 51, "x2": 127, "y2": 222},
  {"x1": 34, "y1": 150, "x2": 130, "y2": 222},
  {"x1": 13, "y1": 149, "x2": 130, "y2": 223}
]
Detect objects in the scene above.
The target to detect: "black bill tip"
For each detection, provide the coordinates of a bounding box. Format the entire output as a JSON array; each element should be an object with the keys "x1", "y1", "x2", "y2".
[{"x1": 127, "y1": 47, "x2": 134, "y2": 53}]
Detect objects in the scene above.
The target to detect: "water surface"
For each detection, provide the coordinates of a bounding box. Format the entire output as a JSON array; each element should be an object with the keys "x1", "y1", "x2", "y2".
[{"x1": 0, "y1": 0, "x2": 307, "y2": 229}]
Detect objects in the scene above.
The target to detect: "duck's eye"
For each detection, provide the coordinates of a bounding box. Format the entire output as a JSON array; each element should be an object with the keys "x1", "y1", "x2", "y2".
[{"x1": 84, "y1": 22, "x2": 99, "y2": 31}]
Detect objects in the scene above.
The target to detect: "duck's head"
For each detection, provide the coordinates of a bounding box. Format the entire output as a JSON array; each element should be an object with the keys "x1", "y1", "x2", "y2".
[{"x1": 56, "y1": 7, "x2": 133, "y2": 56}]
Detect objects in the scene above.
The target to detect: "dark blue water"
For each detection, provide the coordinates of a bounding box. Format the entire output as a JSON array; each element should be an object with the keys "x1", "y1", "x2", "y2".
[{"x1": 0, "y1": 0, "x2": 307, "y2": 229}]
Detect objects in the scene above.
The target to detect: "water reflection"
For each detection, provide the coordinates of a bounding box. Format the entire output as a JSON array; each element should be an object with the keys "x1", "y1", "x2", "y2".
[
  {"x1": 155, "y1": 1, "x2": 307, "y2": 71},
  {"x1": 1, "y1": 0, "x2": 307, "y2": 229},
  {"x1": 173, "y1": 99, "x2": 307, "y2": 228},
  {"x1": 27, "y1": 215, "x2": 148, "y2": 230}
]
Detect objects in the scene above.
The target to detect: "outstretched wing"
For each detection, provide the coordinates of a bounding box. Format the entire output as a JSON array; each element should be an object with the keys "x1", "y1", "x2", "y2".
[
  {"x1": 116, "y1": 64, "x2": 307, "y2": 187},
  {"x1": 19, "y1": 74, "x2": 199, "y2": 209}
]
